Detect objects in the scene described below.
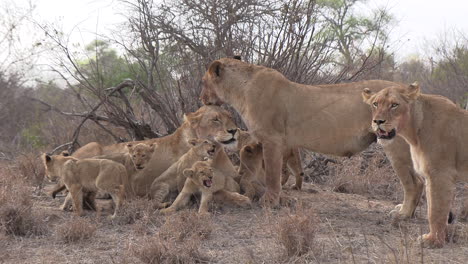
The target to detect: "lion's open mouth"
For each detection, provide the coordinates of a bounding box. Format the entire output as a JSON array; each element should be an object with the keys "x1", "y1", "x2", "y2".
[
  {"x1": 136, "y1": 165, "x2": 144, "y2": 170},
  {"x1": 207, "y1": 148, "x2": 216, "y2": 156},
  {"x1": 220, "y1": 138, "x2": 236, "y2": 145},
  {"x1": 203, "y1": 179, "x2": 213, "y2": 188},
  {"x1": 376, "y1": 128, "x2": 396, "y2": 140}
]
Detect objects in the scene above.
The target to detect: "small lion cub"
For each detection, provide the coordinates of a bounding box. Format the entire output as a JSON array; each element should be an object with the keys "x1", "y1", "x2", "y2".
[
  {"x1": 161, "y1": 160, "x2": 251, "y2": 214},
  {"x1": 43, "y1": 154, "x2": 128, "y2": 218}
]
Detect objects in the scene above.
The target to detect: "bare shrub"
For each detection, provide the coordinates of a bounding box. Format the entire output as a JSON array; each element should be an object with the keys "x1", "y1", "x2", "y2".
[
  {"x1": 277, "y1": 207, "x2": 318, "y2": 258},
  {"x1": 111, "y1": 198, "x2": 162, "y2": 226},
  {"x1": 159, "y1": 210, "x2": 212, "y2": 242},
  {"x1": 0, "y1": 164, "x2": 48, "y2": 237},
  {"x1": 327, "y1": 146, "x2": 400, "y2": 200},
  {"x1": 15, "y1": 153, "x2": 45, "y2": 191},
  {"x1": 55, "y1": 217, "x2": 97, "y2": 243},
  {"x1": 130, "y1": 235, "x2": 209, "y2": 264}
]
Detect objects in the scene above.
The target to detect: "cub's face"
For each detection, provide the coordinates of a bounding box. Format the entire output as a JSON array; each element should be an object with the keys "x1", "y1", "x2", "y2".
[
  {"x1": 184, "y1": 161, "x2": 215, "y2": 189},
  {"x1": 127, "y1": 143, "x2": 155, "y2": 170},
  {"x1": 188, "y1": 138, "x2": 217, "y2": 159},
  {"x1": 238, "y1": 143, "x2": 263, "y2": 177},
  {"x1": 42, "y1": 154, "x2": 71, "y2": 181}
]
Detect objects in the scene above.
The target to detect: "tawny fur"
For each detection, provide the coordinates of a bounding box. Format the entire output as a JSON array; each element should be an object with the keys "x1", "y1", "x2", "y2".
[
  {"x1": 200, "y1": 58, "x2": 424, "y2": 218},
  {"x1": 43, "y1": 154, "x2": 129, "y2": 218},
  {"x1": 363, "y1": 83, "x2": 468, "y2": 248},
  {"x1": 149, "y1": 138, "x2": 217, "y2": 208},
  {"x1": 161, "y1": 161, "x2": 251, "y2": 214}
]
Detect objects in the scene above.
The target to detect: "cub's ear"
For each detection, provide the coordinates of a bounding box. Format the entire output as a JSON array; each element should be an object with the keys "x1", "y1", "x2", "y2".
[
  {"x1": 61, "y1": 151, "x2": 70, "y2": 157},
  {"x1": 406, "y1": 82, "x2": 421, "y2": 101},
  {"x1": 126, "y1": 143, "x2": 133, "y2": 152},
  {"x1": 188, "y1": 138, "x2": 199, "y2": 146},
  {"x1": 148, "y1": 143, "x2": 156, "y2": 152},
  {"x1": 362, "y1": 88, "x2": 374, "y2": 104},
  {"x1": 208, "y1": 61, "x2": 224, "y2": 78},
  {"x1": 233, "y1": 55, "x2": 241, "y2": 61},
  {"x1": 183, "y1": 169, "x2": 194, "y2": 178}
]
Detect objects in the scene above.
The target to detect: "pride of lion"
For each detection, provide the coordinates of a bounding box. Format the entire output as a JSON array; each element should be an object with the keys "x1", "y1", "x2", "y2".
[{"x1": 41, "y1": 58, "x2": 467, "y2": 248}]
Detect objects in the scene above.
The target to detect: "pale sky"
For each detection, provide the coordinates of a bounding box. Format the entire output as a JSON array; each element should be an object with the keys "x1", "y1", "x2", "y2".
[{"x1": 4, "y1": 0, "x2": 468, "y2": 69}]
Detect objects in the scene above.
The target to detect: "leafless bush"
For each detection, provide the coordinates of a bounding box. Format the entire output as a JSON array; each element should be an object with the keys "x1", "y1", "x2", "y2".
[
  {"x1": 55, "y1": 217, "x2": 97, "y2": 243},
  {"x1": 277, "y1": 207, "x2": 318, "y2": 258},
  {"x1": 130, "y1": 235, "x2": 209, "y2": 264},
  {"x1": 327, "y1": 147, "x2": 400, "y2": 200},
  {"x1": 0, "y1": 165, "x2": 48, "y2": 237},
  {"x1": 111, "y1": 198, "x2": 162, "y2": 226},
  {"x1": 159, "y1": 210, "x2": 213, "y2": 242}
]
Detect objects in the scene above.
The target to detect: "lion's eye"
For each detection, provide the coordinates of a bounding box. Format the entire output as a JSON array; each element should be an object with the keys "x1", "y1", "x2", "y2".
[
  {"x1": 133, "y1": 155, "x2": 136, "y2": 158},
  {"x1": 391, "y1": 103, "x2": 399, "y2": 109},
  {"x1": 372, "y1": 102, "x2": 378, "y2": 107},
  {"x1": 142, "y1": 155, "x2": 145, "y2": 158}
]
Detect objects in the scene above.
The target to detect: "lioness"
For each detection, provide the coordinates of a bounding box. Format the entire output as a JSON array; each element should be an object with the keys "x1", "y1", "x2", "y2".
[
  {"x1": 43, "y1": 154, "x2": 129, "y2": 218},
  {"x1": 362, "y1": 83, "x2": 468, "y2": 248},
  {"x1": 161, "y1": 160, "x2": 251, "y2": 214},
  {"x1": 67, "y1": 106, "x2": 239, "y2": 197},
  {"x1": 200, "y1": 58, "x2": 423, "y2": 218},
  {"x1": 150, "y1": 138, "x2": 217, "y2": 208}
]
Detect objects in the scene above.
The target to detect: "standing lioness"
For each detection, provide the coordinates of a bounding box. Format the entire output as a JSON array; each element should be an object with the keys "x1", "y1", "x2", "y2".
[
  {"x1": 362, "y1": 83, "x2": 468, "y2": 248},
  {"x1": 200, "y1": 58, "x2": 423, "y2": 217}
]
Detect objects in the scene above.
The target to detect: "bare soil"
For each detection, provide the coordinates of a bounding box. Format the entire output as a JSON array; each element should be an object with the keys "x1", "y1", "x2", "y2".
[{"x1": 2, "y1": 179, "x2": 467, "y2": 264}]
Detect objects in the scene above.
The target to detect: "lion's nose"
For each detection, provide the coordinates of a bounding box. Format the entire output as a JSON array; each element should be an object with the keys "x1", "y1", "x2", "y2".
[
  {"x1": 228, "y1": 129, "x2": 237, "y2": 136},
  {"x1": 373, "y1": 119, "x2": 386, "y2": 125}
]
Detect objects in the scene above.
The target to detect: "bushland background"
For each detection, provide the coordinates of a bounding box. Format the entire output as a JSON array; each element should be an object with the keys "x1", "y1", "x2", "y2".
[{"x1": 1, "y1": 0, "x2": 467, "y2": 263}]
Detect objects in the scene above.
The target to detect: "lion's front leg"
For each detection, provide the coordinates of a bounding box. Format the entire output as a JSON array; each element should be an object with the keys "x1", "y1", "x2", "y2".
[
  {"x1": 69, "y1": 185, "x2": 84, "y2": 217},
  {"x1": 198, "y1": 192, "x2": 213, "y2": 214},
  {"x1": 382, "y1": 138, "x2": 424, "y2": 220},
  {"x1": 419, "y1": 173, "x2": 455, "y2": 248},
  {"x1": 161, "y1": 179, "x2": 195, "y2": 214},
  {"x1": 260, "y1": 139, "x2": 284, "y2": 207}
]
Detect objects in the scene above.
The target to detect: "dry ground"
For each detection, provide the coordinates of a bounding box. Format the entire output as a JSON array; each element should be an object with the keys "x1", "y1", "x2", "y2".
[{"x1": 1, "y1": 150, "x2": 468, "y2": 264}]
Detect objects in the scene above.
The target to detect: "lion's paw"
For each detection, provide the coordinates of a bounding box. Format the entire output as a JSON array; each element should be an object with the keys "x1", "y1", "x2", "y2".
[
  {"x1": 417, "y1": 233, "x2": 444, "y2": 248},
  {"x1": 160, "y1": 207, "x2": 176, "y2": 214},
  {"x1": 260, "y1": 191, "x2": 280, "y2": 208}
]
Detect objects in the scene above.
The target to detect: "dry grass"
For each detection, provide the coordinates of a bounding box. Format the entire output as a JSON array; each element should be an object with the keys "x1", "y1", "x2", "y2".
[
  {"x1": 129, "y1": 235, "x2": 209, "y2": 264},
  {"x1": 0, "y1": 164, "x2": 48, "y2": 237},
  {"x1": 276, "y1": 206, "x2": 318, "y2": 258},
  {"x1": 159, "y1": 210, "x2": 213, "y2": 241},
  {"x1": 326, "y1": 147, "x2": 401, "y2": 201},
  {"x1": 55, "y1": 216, "x2": 97, "y2": 243}
]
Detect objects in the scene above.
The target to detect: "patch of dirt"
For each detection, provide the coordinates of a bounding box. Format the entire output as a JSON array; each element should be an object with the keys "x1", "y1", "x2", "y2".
[{"x1": 1, "y1": 182, "x2": 468, "y2": 264}]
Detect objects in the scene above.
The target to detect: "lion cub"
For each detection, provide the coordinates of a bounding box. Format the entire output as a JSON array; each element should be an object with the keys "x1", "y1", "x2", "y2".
[
  {"x1": 150, "y1": 138, "x2": 217, "y2": 208},
  {"x1": 43, "y1": 154, "x2": 128, "y2": 218},
  {"x1": 161, "y1": 160, "x2": 251, "y2": 214}
]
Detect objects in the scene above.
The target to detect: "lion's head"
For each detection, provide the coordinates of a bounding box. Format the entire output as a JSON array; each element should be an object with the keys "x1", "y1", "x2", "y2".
[
  {"x1": 187, "y1": 138, "x2": 218, "y2": 159},
  {"x1": 183, "y1": 161, "x2": 214, "y2": 189},
  {"x1": 185, "y1": 105, "x2": 239, "y2": 150},
  {"x1": 362, "y1": 83, "x2": 421, "y2": 140},
  {"x1": 200, "y1": 57, "x2": 249, "y2": 106},
  {"x1": 127, "y1": 143, "x2": 155, "y2": 170},
  {"x1": 239, "y1": 143, "x2": 263, "y2": 176},
  {"x1": 42, "y1": 154, "x2": 76, "y2": 181}
]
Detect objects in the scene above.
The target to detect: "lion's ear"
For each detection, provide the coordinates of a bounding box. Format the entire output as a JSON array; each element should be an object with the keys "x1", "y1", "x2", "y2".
[
  {"x1": 43, "y1": 153, "x2": 52, "y2": 162},
  {"x1": 406, "y1": 82, "x2": 421, "y2": 101},
  {"x1": 243, "y1": 145, "x2": 253, "y2": 154},
  {"x1": 208, "y1": 61, "x2": 224, "y2": 78},
  {"x1": 61, "y1": 151, "x2": 70, "y2": 157},
  {"x1": 188, "y1": 138, "x2": 199, "y2": 146},
  {"x1": 233, "y1": 55, "x2": 241, "y2": 61},
  {"x1": 362, "y1": 88, "x2": 374, "y2": 103},
  {"x1": 185, "y1": 112, "x2": 201, "y2": 126},
  {"x1": 183, "y1": 169, "x2": 194, "y2": 178}
]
